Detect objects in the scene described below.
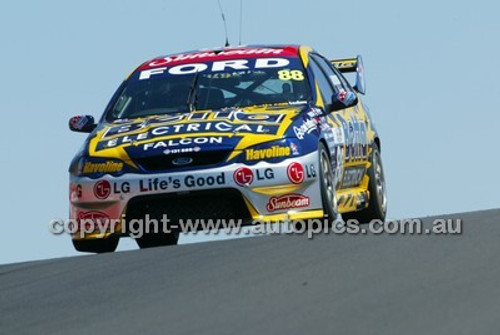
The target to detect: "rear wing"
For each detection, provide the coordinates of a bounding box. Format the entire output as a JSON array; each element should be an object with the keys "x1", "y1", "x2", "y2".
[{"x1": 331, "y1": 55, "x2": 366, "y2": 95}]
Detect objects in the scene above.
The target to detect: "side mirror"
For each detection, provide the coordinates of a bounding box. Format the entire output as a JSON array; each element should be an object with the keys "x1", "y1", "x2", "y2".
[
  {"x1": 69, "y1": 115, "x2": 96, "y2": 133},
  {"x1": 330, "y1": 55, "x2": 366, "y2": 95},
  {"x1": 329, "y1": 91, "x2": 358, "y2": 112}
]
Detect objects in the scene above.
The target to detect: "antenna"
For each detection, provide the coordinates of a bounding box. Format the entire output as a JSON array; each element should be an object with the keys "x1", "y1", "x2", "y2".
[
  {"x1": 217, "y1": 0, "x2": 230, "y2": 47},
  {"x1": 239, "y1": 0, "x2": 243, "y2": 45}
]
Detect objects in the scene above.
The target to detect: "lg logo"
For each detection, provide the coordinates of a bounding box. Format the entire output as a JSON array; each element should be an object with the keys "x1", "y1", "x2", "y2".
[
  {"x1": 287, "y1": 162, "x2": 304, "y2": 184},
  {"x1": 233, "y1": 167, "x2": 275, "y2": 186},
  {"x1": 93, "y1": 180, "x2": 111, "y2": 199},
  {"x1": 233, "y1": 167, "x2": 254, "y2": 186}
]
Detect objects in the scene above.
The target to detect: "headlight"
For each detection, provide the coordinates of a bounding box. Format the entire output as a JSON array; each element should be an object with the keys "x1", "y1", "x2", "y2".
[
  {"x1": 69, "y1": 156, "x2": 127, "y2": 177},
  {"x1": 237, "y1": 138, "x2": 302, "y2": 164}
]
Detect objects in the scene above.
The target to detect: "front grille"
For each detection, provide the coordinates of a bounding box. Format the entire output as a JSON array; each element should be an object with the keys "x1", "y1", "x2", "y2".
[
  {"x1": 125, "y1": 189, "x2": 252, "y2": 231},
  {"x1": 136, "y1": 150, "x2": 232, "y2": 172}
]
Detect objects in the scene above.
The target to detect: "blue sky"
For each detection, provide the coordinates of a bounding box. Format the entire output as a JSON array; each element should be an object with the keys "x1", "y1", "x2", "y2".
[{"x1": 0, "y1": 0, "x2": 498, "y2": 264}]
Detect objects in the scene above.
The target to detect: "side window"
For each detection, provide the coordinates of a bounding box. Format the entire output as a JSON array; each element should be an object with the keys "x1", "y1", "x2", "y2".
[
  {"x1": 312, "y1": 54, "x2": 350, "y2": 94},
  {"x1": 308, "y1": 56, "x2": 335, "y2": 104}
]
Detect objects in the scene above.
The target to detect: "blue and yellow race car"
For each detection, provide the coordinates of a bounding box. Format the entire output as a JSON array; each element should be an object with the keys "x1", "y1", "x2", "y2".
[{"x1": 68, "y1": 45, "x2": 387, "y2": 252}]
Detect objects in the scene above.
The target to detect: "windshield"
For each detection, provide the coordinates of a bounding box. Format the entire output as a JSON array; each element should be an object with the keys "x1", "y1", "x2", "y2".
[{"x1": 105, "y1": 57, "x2": 311, "y2": 121}]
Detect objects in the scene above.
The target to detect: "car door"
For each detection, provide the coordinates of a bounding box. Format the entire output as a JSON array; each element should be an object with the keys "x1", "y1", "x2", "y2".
[{"x1": 309, "y1": 54, "x2": 369, "y2": 189}]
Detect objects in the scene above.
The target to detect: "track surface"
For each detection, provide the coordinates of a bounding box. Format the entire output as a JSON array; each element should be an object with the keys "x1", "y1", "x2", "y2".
[{"x1": 1, "y1": 209, "x2": 500, "y2": 334}]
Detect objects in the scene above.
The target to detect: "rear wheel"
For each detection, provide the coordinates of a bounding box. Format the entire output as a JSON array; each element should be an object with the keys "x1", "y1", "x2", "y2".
[
  {"x1": 343, "y1": 144, "x2": 387, "y2": 223},
  {"x1": 318, "y1": 143, "x2": 338, "y2": 224},
  {"x1": 72, "y1": 236, "x2": 119, "y2": 253}
]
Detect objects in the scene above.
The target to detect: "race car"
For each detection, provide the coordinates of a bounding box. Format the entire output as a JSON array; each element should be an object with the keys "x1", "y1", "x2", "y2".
[{"x1": 68, "y1": 45, "x2": 387, "y2": 253}]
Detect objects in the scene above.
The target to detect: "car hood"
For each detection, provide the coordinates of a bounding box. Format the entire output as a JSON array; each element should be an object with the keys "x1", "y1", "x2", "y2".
[{"x1": 86, "y1": 105, "x2": 309, "y2": 169}]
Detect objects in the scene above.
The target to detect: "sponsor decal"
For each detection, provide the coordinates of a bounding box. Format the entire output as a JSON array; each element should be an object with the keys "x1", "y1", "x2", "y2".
[
  {"x1": 93, "y1": 180, "x2": 111, "y2": 199},
  {"x1": 334, "y1": 114, "x2": 368, "y2": 162},
  {"x1": 266, "y1": 194, "x2": 311, "y2": 212},
  {"x1": 256, "y1": 168, "x2": 274, "y2": 181},
  {"x1": 288, "y1": 100, "x2": 309, "y2": 105},
  {"x1": 98, "y1": 123, "x2": 278, "y2": 150},
  {"x1": 140, "y1": 178, "x2": 175, "y2": 192},
  {"x1": 332, "y1": 59, "x2": 357, "y2": 70},
  {"x1": 307, "y1": 107, "x2": 322, "y2": 118},
  {"x1": 77, "y1": 211, "x2": 110, "y2": 231},
  {"x1": 233, "y1": 167, "x2": 254, "y2": 186},
  {"x1": 83, "y1": 161, "x2": 124, "y2": 174},
  {"x1": 245, "y1": 145, "x2": 291, "y2": 161},
  {"x1": 234, "y1": 167, "x2": 275, "y2": 186},
  {"x1": 139, "y1": 58, "x2": 291, "y2": 80},
  {"x1": 103, "y1": 111, "x2": 285, "y2": 138},
  {"x1": 138, "y1": 173, "x2": 226, "y2": 192},
  {"x1": 184, "y1": 173, "x2": 226, "y2": 188},
  {"x1": 144, "y1": 137, "x2": 222, "y2": 151},
  {"x1": 113, "y1": 182, "x2": 130, "y2": 194},
  {"x1": 341, "y1": 166, "x2": 366, "y2": 188},
  {"x1": 290, "y1": 142, "x2": 299, "y2": 155},
  {"x1": 293, "y1": 118, "x2": 317, "y2": 140},
  {"x1": 145, "y1": 48, "x2": 286, "y2": 68},
  {"x1": 305, "y1": 164, "x2": 317, "y2": 178},
  {"x1": 287, "y1": 162, "x2": 305, "y2": 184},
  {"x1": 98, "y1": 111, "x2": 286, "y2": 150}
]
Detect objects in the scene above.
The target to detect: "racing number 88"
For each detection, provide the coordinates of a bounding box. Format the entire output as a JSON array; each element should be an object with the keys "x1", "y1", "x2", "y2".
[{"x1": 278, "y1": 70, "x2": 304, "y2": 81}]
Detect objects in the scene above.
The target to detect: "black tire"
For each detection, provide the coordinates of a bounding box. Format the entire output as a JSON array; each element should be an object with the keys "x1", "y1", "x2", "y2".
[
  {"x1": 318, "y1": 142, "x2": 339, "y2": 224},
  {"x1": 135, "y1": 233, "x2": 178, "y2": 249},
  {"x1": 72, "y1": 236, "x2": 119, "y2": 253},
  {"x1": 343, "y1": 144, "x2": 387, "y2": 223}
]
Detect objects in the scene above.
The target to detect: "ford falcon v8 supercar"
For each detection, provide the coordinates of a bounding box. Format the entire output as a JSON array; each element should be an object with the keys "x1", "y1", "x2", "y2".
[{"x1": 68, "y1": 45, "x2": 387, "y2": 253}]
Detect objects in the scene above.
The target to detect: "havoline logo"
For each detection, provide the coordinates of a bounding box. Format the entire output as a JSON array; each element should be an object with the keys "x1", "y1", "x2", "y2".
[
  {"x1": 246, "y1": 145, "x2": 291, "y2": 161},
  {"x1": 83, "y1": 161, "x2": 123, "y2": 174}
]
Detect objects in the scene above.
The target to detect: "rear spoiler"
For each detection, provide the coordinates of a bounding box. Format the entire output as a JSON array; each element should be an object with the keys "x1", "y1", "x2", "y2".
[{"x1": 331, "y1": 55, "x2": 366, "y2": 95}]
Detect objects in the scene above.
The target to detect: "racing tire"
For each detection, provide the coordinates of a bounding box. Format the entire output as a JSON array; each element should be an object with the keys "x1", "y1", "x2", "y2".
[
  {"x1": 72, "y1": 236, "x2": 119, "y2": 253},
  {"x1": 318, "y1": 142, "x2": 339, "y2": 225},
  {"x1": 135, "y1": 233, "x2": 178, "y2": 249},
  {"x1": 343, "y1": 144, "x2": 387, "y2": 223}
]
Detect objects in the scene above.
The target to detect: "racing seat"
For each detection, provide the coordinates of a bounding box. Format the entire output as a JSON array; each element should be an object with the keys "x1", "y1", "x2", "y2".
[{"x1": 197, "y1": 88, "x2": 225, "y2": 110}]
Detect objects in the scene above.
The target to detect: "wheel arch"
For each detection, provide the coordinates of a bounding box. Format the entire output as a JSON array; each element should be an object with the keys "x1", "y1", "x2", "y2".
[{"x1": 319, "y1": 138, "x2": 332, "y2": 158}]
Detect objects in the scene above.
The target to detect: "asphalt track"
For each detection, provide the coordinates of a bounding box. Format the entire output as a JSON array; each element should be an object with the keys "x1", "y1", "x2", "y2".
[{"x1": 1, "y1": 209, "x2": 500, "y2": 334}]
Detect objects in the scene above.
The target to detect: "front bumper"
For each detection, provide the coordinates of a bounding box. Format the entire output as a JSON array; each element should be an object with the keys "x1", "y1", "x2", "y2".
[{"x1": 69, "y1": 151, "x2": 323, "y2": 239}]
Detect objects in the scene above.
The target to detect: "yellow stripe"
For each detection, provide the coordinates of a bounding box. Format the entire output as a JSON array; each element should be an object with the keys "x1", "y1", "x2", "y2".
[
  {"x1": 299, "y1": 45, "x2": 312, "y2": 67},
  {"x1": 251, "y1": 184, "x2": 302, "y2": 196}
]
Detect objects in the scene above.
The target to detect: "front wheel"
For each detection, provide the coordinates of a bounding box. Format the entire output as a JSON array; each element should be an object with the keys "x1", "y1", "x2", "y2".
[
  {"x1": 318, "y1": 143, "x2": 339, "y2": 224},
  {"x1": 343, "y1": 144, "x2": 387, "y2": 223}
]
